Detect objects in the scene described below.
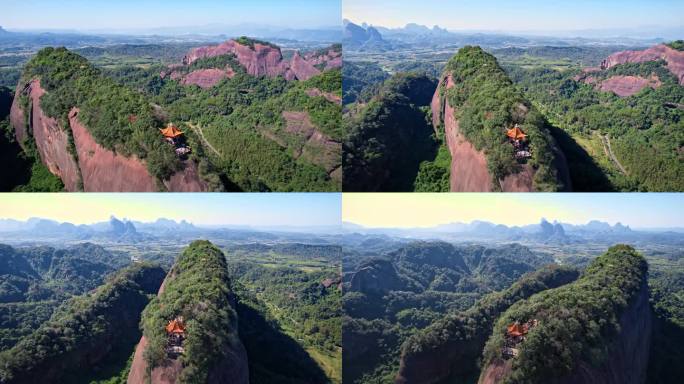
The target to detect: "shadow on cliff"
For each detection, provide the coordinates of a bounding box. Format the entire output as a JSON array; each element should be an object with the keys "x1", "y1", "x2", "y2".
[
  {"x1": 647, "y1": 314, "x2": 684, "y2": 383},
  {"x1": 547, "y1": 125, "x2": 614, "y2": 191},
  {"x1": 60, "y1": 329, "x2": 141, "y2": 384},
  {"x1": 0, "y1": 89, "x2": 33, "y2": 191},
  {"x1": 0, "y1": 131, "x2": 32, "y2": 190},
  {"x1": 236, "y1": 300, "x2": 330, "y2": 384}
]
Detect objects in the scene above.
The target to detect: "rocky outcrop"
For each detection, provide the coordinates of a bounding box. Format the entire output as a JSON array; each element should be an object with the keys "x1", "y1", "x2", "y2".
[
  {"x1": 433, "y1": 75, "x2": 492, "y2": 191},
  {"x1": 9, "y1": 82, "x2": 209, "y2": 192},
  {"x1": 181, "y1": 39, "x2": 341, "y2": 82},
  {"x1": 181, "y1": 68, "x2": 235, "y2": 88},
  {"x1": 600, "y1": 44, "x2": 684, "y2": 85},
  {"x1": 433, "y1": 76, "x2": 539, "y2": 192},
  {"x1": 289, "y1": 51, "x2": 321, "y2": 81},
  {"x1": 305, "y1": 48, "x2": 343, "y2": 70},
  {"x1": 10, "y1": 80, "x2": 81, "y2": 191},
  {"x1": 598, "y1": 74, "x2": 662, "y2": 97},
  {"x1": 431, "y1": 66, "x2": 570, "y2": 192}
]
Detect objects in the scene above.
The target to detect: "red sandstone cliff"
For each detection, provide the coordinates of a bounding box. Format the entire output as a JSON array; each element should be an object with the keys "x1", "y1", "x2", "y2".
[
  {"x1": 180, "y1": 40, "x2": 341, "y2": 82},
  {"x1": 600, "y1": 44, "x2": 684, "y2": 85},
  {"x1": 10, "y1": 80, "x2": 81, "y2": 191},
  {"x1": 430, "y1": 75, "x2": 567, "y2": 192},
  {"x1": 10, "y1": 80, "x2": 209, "y2": 192}
]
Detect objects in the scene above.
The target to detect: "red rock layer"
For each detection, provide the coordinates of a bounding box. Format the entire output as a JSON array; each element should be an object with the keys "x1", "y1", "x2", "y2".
[
  {"x1": 181, "y1": 68, "x2": 236, "y2": 88},
  {"x1": 181, "y1": 40, "x2": 341, "y2": 82},
  {"x1": 432, "y1": 75, "x2": 564, "y2": 191},
  {"x1": 69, "y1": 108, "x2": 157, "y2": 192},
  {"x1": 598, "y1": 74, "x2": 661, "y2": 97},
  {"x1": 601, "y1": 44, "x2": 684, "y2": 85},
  {"x1": 126, "y1": 272, "x2": 249, "y2": 384}
]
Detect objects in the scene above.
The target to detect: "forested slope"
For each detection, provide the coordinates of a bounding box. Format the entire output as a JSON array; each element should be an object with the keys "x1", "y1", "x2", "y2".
[{"x1": 0, "y1": 263, "x2": 165, "y2": 384}]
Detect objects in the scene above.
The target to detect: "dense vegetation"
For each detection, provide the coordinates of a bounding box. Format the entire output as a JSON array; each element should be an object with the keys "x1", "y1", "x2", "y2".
[
  {"x1": 398, "y1": 265, "x2": 579, "y2": 383},
  {"x1": 667, "y1": 40, "x2": 684, "y2": 51},
  {"x1": 0, "y1": 263, "x2": 164, "y2": 384},
  {"x1": 140, "y1": 240, "x2": 245, "y2": 383},
  {"x1": 342, "y1": 242, "x2": 557, "y2": 383},
  {"x1": 229, "y1": 265, "x2": 341, "y2": 383},
  {"x1": 0, "y1": 243, "x2": 132, "y2": 349},
  {"x1": 342, "y1": 61, "x2": 389, "y2": 104},
  {"x1": 234, "y1": 36, "x2": 280, "y2": 50},
  {"x1": 343, "y1": 73, "x2": 440, "y2": 191},
  {"x1": 507, "y1": 56, "x2": 684, "y2": 191},
  {"x1": 442, "y1": 46, "x2": 565, "y2": 190},
  {"x1": 223, "y1": 242, "x2": 342, "y2": 383},
  {"x1": 481, "y1": 245, "x2": 648, "y2": 383}
]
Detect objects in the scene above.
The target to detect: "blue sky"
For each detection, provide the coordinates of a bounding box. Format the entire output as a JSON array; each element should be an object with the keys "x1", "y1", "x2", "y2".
[
  {"x1": 343, "y1": 193, "x2": 684, "y2": 229},
  {"x1": 344, "y1": 0, "x2": 684, "y2": 33},
  {"x1": 0, "y1": 193, "x2": 341, "y2": 227},
  {"x1": 1, "y1": 0, "x2": 341, "y2": 30}
]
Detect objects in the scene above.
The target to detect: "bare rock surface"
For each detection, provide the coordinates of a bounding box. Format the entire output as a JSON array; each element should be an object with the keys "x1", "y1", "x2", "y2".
[
  {"x1": 15, "y1": 80, "x2": 81, "y2": 191},
  {"x1": 598, "y1": 74, "x2": 661, "y2": 97},
  {"x1": 601, "y1": 44, "x2": 684, "y2": 85}
]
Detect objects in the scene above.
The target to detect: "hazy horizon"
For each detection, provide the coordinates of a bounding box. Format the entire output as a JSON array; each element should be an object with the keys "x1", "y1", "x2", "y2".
[
  {"x1": 1, "y1": 0, "x2": 341, "y2": 31},
  {"x1": 344, "y1": 0, "x2": 684, "y2": 39},
  {"x1": 0, "y1": 194, "x2": 341, "y2": 227},
  {"x1": 343, "y1": 194, "x2": 684, "y2": 229}
]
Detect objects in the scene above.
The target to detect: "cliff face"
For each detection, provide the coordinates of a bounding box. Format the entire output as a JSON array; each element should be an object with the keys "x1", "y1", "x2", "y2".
[
  {"x1": 68, "y1": 108, "x2": 156, "y2": 192},
  {"x1": 432, "y1": 75, "x2": 547, "y2": 192},
  {"x1": 181, "y1": 40, "x2": 341, "y2": 81},
  {"x1": 10, "y1": 80, "x2": 81, "y2": 191},
  {"x1": 601, "y1": 44, "x2": 684, "y2": 85},
  {"x1": 9, "y1": 81, "x2": 208, "y2": 192}
]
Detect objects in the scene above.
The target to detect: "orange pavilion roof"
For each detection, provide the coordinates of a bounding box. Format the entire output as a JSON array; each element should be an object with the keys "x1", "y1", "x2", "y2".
[
  {"x1": 166, "y1": 318, "x2": 186, "y2": 334},
  {"x1": 506, "y1": 126, "x2": 527, "y2": 141},
  {"x1": 507, "y1": 323, "x2": 525, "y2": 337},
  {"x1": 160, "y1": 123, "x2": 184, "y2": 138}
]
